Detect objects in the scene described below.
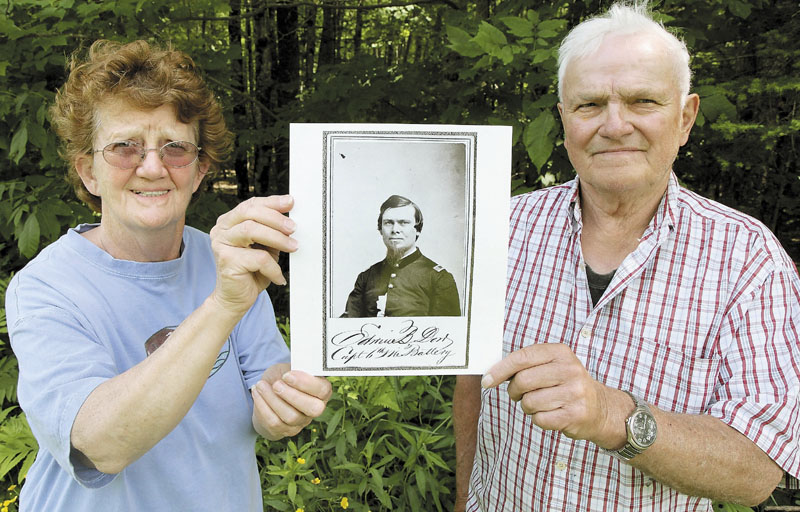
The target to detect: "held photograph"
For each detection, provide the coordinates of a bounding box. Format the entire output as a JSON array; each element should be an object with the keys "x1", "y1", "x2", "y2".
[{"x1": 290, "y1": 124, "x2": 510, "y2": 376}]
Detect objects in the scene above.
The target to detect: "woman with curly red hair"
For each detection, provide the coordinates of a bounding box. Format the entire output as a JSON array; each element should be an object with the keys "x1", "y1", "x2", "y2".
[{"x1": 6, "y1": 40, "x2": 330, "y2": 511}]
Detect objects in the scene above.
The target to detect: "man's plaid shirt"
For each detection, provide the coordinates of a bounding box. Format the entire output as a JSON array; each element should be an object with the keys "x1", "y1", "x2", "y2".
[{"x1": 467, "y1": 174, "x2": 800, "y2": 511}]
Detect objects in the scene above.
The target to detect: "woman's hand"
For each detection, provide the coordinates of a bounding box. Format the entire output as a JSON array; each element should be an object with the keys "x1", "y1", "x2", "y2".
[
  {"x1": 251, "y1": 363, "x2": 333, "y2": 440},
  {"x1": 209, "y1": 195, "x2": 297, "y2": 314}
]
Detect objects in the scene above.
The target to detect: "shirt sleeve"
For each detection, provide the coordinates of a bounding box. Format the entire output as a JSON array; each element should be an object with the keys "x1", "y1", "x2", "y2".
[
  {"x1": 234, "y1": 289, "x2": 291, "y2": 390},
  {"x1": 708, "y1": 264, "x2": 800, "y2": 479},
  {"x1": 7, "y1": 278, "x2": 117, "y2": 488}
]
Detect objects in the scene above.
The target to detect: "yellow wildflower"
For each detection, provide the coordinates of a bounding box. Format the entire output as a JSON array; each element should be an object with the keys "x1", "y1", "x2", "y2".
[
  {"x1": 296, "y1": 457, "x2": 306, "y2": 465},
  {"x1": 6, "y1": 485, "x2": 15, "y2": 491},
  {"x1": 311, "y1": 477, "x2": 321, "y2": 485},
  {"x1": 296, "y1": 509, "x2": 304, "y2": 512},
  {"x1": 2, "y1": 506, "x2": 8, "y2": 512},
  {"x1": 340, "y1": 497, "x2": 349, "y2": 509}
]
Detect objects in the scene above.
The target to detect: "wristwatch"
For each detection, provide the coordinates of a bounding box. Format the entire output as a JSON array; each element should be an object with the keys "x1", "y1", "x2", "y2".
[{"x1": 611, "y1": 391, "x2": 657, "y2": 461}]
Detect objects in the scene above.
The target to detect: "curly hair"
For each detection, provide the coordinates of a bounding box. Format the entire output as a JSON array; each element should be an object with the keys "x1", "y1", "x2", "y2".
[{"x1": 49, "y1": 39, "x2": 233, "y2": 212}]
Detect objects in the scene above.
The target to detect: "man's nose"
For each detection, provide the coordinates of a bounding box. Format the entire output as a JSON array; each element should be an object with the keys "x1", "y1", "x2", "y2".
[{"x1": 598, "y1": 103, "x2": 634, "y2": 139}]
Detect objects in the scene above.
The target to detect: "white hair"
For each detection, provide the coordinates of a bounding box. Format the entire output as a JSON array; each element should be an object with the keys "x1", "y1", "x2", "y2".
[{"x1": 557, "y1": 1, "x2": 692, "y2": 104}]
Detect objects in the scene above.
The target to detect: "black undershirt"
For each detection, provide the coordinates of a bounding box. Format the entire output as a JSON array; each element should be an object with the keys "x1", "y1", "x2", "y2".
[{"x1": 586, "y1": 264, "x2": 616, "y2": 306}]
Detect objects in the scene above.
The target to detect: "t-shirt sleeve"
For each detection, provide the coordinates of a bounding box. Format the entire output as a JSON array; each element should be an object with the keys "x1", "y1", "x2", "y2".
[
  {"x1": 707, "y1": 265, "x2": 800, "y2": 479},
  {"x1": 6, "y1": 276, "x2": 117, "y2": 488},
  {"x1": 233, "y1": 289, "x2": 291, "y2": 390}
]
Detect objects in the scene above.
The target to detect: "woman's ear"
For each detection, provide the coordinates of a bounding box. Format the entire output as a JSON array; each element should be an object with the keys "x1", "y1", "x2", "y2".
[{"x1": 75, "y1": 154, "x2": 100, "y2": 196}]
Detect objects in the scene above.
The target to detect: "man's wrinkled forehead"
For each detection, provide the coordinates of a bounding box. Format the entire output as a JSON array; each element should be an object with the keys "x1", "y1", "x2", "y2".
[{"x1": 560, "y1": 33, "x2": 681, "y2": 100}]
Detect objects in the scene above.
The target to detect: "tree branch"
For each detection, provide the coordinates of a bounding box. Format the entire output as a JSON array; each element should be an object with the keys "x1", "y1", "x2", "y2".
[
  {"x1": 203, "y1": 73, "x2": 281, "y2": 122},
  {"x1": 172, "y1": 0, "x2": 459, "y2": 22}
]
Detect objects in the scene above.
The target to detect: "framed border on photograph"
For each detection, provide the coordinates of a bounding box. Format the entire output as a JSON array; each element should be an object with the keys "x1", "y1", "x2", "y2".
[{"x1": 289, "y1": 123, "x2": 510, "y2": 376}]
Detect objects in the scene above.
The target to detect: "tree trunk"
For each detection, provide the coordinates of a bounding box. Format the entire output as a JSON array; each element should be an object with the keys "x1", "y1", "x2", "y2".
[
  {"x1": 273, "y1": 5, "x2": 299, "y2": 193},
  {"x1": 319, "y1": 2, "x2": 337, "y2": 66},
  {"x1": 228, "y1": 0, "x2": 250, "y2": 199},
  {"x1": 301, "y1": 5, "x2": 317, "y2": 90},
  {"x1": 253, "y1": 6, "x2": 274, "y2": 195},
  {"x1": 353, "y1": 4, "x2": 363, "y2": 57}
]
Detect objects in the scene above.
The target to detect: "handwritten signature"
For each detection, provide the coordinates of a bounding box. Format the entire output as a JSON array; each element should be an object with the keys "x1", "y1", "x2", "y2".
[{"x1": 330, "y1": 320, "x2": 456, "y2": 365}]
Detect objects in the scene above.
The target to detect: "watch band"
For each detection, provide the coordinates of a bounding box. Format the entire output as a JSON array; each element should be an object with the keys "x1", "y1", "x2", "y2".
[{"x1": 611, "y1": 390, "x2": 657, "y2": 461}]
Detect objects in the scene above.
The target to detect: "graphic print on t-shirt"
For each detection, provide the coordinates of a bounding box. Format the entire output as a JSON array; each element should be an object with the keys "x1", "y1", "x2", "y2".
[{"x1": 144, "y1": 326, "x2": 230, "y2": 378}]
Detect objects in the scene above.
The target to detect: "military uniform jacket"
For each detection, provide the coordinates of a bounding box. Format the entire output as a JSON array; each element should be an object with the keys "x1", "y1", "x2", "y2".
[{"x1": 343, "y1": 249, "x2": 461, "y2": 317}]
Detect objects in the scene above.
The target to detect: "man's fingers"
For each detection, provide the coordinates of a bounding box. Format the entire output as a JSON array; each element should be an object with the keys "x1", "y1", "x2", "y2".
[
  {"x1": 506, "y1": 362, "x2": 565, "y2": 401},
  {"x1": 482, "y1": 344, "x2": 561, "y2": 388}
]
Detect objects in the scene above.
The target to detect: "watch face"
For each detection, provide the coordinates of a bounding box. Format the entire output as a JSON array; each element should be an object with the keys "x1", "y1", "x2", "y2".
[{"x1": 630, "y1": 410, "x2": 657, "y2": 448}]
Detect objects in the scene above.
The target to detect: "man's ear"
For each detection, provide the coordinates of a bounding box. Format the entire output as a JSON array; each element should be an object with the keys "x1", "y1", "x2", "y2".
[
  {"x1": 679, "y1": 93, "x2": 700, "y2": 146},
  {"x1": 75, "y1": 154, "x2": 100, "y2": 196}
]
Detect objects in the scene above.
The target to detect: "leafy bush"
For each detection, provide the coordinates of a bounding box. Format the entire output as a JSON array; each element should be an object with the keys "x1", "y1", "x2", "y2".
[{"x1": 257, "y1": 375, "x2": 456, "y2": 512}]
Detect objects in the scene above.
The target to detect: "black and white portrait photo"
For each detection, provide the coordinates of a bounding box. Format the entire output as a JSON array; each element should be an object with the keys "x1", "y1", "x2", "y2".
[
  {"x1": 328, "y1": 135, "x2": 470, "y2": 320},
  {"x1": 290, "y1": 124, "x2": 510, "y2": 375},
  {"x1": 340, "y1": 194, "x2": 462, "y2": 318}
]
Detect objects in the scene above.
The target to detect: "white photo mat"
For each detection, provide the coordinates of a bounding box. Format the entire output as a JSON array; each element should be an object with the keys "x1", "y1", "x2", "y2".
[{"x1": 289, "y1": 123, "x2": 510, "y2": 376}]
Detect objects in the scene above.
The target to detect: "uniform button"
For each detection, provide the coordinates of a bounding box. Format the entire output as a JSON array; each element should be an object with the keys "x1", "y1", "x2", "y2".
[
  {"x1": 394, "y1": 263, "x2": 399, "y2": 267},
  {"x1": 390, "y1": 273, "x2": 396, "y2": 278},
  {"x1": 580, "y1": 327, "x2": 591, "y2": 339},
  {"x1": 388, "y1": 284, "x2": 394, "y2": 289}
]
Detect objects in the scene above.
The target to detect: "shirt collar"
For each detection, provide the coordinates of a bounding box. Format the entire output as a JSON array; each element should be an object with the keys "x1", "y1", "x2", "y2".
[
  {"x1": 387, "y1": 247, "x2": 422, "y2": 269},
  {"x1": 567, "y1": 172, "x2": 679, "y2": 235}
]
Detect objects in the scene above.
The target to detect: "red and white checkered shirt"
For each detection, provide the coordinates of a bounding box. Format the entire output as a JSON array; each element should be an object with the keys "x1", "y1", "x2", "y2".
[{"x1": 467, "y1": 174, "x2": 800, "y2": 511}]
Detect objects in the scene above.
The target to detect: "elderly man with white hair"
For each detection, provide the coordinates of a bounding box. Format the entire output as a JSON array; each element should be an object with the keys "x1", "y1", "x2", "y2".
[{"x1": 454, "y1": 2, "x2": 800, "y2": 510}]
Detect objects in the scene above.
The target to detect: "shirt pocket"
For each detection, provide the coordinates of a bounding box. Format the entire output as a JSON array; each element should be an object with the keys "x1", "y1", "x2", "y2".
[{"x1": 604, "y1": 336, "x2": 721, "y2": 415}]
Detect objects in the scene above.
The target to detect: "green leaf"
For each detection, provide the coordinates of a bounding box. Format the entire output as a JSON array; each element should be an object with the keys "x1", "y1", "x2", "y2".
[
  {"x1": 727, "y1": 0, "x2": 752, "y2": 19},
  {"x1": 700, "y1": 93, "x2": 737, "y2": 122},
  {"x1": 18, "y1": 213, "x2": 40, "y2": 258},
  {"x1": 414, "y1": 465, "x2": 427, "y2": 495},
  {"x1": 473, "y1": 21, "x2": 508, "y2": 50},
  {"x1": 524, "y1": 110, "x2": 557, "y2": 170},
  {"x1": 499, "y1": 16, "x2": 533, "y2": 38},
  {"x1": 445, "y1": 25, "x2": 482, "y2": 58},
  {"x1": 537, "y1": 19, "x2": 566, "y2": 39},
  {"x1": 9, "y1": 123, "x2": 28, "y2": 164},
  {"x1": 532, "y1": 48, "x2": 552, "y2": 64},
  {"x1": 326, "y1": 406, "x2": 344, "y2": 438}
]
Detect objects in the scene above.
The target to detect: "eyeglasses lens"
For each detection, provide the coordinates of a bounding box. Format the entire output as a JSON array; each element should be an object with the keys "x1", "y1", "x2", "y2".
[{"x1": 102, "y1": 141, "x2": 199, "y2": 169}]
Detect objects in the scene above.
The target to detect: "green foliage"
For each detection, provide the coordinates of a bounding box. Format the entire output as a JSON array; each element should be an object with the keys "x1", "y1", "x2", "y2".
[
  {"x1": 0, "y1": 1, "x2": 797, "y2": 509},
  {"x1": 0, "y1": 174, "x2": 94, "y2": 264},
  {"x1": 0, "y1": 408, "x2": 37, "y2": 487},
  {"x1": 257, "y1": 375, "x2": 456, "y2": 511}
]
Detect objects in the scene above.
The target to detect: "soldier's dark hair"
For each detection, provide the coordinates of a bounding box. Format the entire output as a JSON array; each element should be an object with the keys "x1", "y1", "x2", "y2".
[{"x1": 377, "y1": 195, "x2": 424, "y2": 232}]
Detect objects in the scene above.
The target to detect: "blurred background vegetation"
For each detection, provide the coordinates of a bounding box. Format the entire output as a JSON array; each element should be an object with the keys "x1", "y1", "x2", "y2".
[{"x1": 0, "y1": 0, "x2": 798, "y2": 510}]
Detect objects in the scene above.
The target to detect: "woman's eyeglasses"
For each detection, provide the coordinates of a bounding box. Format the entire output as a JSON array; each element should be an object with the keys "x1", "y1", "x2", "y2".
[{"x1": 93, "y1": 140, "x2": 201, "y2": 169}]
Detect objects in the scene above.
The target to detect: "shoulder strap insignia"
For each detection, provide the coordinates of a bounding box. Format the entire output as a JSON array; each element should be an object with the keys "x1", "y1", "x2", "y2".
[{"x1": 433, "y1": 265, "x2": 444, "y2": 272}]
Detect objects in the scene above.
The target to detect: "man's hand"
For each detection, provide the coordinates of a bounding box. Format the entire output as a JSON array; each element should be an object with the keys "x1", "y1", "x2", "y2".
[
  {"x1": 481, "y1": 343, "x2": 629, "y2": 449},
  {"x1": 209, "y1": 195, "x2": 297, "y2": 315},
  {"x1": 252, "y1": 363, "x2": 333, "y2": 440}
]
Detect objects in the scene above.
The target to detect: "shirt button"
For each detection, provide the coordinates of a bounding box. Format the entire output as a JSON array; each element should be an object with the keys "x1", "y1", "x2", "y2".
[
  {"x1": 580, "y1": 327, "x2": 591, "y2": 339},
  {"x1": 390, "y1": 273, "x2": 396, "y2": 278},
  {"x1": 555, "y1": 461, "x2": 567, "y2": 471},
  {"x1": 388, "y1": 284, "x2": 394, "y2": 289},
  {"x1": 394, "y1": 263, "x2": 399, "y2": 267}
]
